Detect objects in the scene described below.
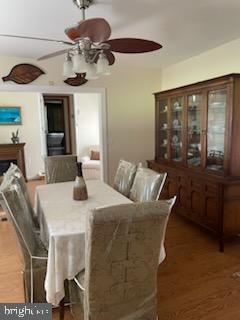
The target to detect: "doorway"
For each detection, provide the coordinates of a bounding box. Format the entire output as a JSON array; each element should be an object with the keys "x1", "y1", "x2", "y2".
[
  {"x1": 0, "y1": 85, "x2": 108, "y2": 182},
  {"x1": 43, "y1": 95, "x2": 74, "y2": 156}
]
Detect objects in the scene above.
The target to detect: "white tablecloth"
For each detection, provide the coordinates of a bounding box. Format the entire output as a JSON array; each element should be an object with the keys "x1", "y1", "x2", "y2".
[{"x1": 35, "y1": 180, "x2": 132, "y2": 305}]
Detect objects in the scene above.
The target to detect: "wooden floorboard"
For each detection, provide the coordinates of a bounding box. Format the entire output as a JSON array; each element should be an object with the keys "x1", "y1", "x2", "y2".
[{"x1": 1, "y1": 180, "x2": 240, "y2": 319}]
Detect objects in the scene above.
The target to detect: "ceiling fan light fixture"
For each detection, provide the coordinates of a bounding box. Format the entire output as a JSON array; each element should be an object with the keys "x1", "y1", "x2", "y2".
[
  {"x1": 72, "y1": 52, "x2": 88, "y2": 73},
  {"x1": 97, "y1": 52, "x2": 111, "y2": 75},
  {"x1": 85, "y1": 63, "x2": 98, "y2": 80},
  {"x1": 63, "y1": 55, "x2": 75, "y2": 79}
]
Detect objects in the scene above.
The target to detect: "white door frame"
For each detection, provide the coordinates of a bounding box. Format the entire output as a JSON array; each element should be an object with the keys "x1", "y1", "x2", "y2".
[{"x1": 0, "y1": 84, "x2": 108, "y2": 182}]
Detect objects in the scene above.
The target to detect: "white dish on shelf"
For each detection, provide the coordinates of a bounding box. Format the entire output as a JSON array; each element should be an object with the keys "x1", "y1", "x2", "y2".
[
  {"x1": 172, "y1": 135, "x2": 179, "y2": 144},
  {"x1": 173, "y1": 119, "x2": 179, "y2": 127}
]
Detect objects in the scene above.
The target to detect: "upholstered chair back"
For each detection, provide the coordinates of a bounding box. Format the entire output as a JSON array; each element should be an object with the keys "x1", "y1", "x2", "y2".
[
  {"x1": 130, "y1": 167, "x2": 167, "y2": 202},
  {"x1": 1, "y1": 164, "x2": 38, "y2": 228},
  {"x1": 113, "y1": 159, "x2": 137, "y2": 197},
  {"x1": 84, "y1": 199, "x2": 176, "y2": 320},
  {"x1": 44, "y1": 155, "x2": 77, "y2": 184},
  {"x1": 0, "y1": 178, "x2": 47, "y2": 302},
  {"x1": 0, "y1": 177, "x2": 46, "y2": 261}
]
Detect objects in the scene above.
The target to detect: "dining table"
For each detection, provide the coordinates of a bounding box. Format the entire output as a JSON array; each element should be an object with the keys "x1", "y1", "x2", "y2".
[{"x1": 35, "y1": 179, "x2": 132, "y2": 306}]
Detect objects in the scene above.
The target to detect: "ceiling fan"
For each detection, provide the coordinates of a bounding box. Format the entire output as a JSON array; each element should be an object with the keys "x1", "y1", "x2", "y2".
[{"x1": 0, "y1": 0, "x2": 162, "y2": 81}]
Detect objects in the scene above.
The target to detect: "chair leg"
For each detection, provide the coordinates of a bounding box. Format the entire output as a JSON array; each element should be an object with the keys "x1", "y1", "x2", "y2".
[
  {"x1": 21, "y1": 271, "x2": 27, "y2": 302},
  {"x1": 59, "y1": 298, "x2": 65, "y2": 320}
]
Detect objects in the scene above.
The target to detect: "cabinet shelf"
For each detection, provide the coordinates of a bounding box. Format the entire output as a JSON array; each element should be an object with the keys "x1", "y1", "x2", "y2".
[
  {"x1": 208, "y1": 131, "x2": 224, "y2": 134},
  {"x1": 171, "y1": 127, "x2": 182, "y2": 131}
]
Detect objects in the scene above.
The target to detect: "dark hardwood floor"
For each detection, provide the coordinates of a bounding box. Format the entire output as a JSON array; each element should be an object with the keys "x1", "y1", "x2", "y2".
[{"x1": 1, "y1": 180, "x2": 240, "y2": 319}]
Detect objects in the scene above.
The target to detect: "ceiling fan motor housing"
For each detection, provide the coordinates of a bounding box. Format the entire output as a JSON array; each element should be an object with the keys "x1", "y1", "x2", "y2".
[{"x1": 73, "y1": 0, "x2": 93, "y2": 9}]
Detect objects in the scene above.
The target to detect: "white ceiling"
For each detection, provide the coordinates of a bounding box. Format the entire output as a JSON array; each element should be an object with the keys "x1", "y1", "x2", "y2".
[{"x1": 0, "y1": 0, "x2": 240, "y2": 68}]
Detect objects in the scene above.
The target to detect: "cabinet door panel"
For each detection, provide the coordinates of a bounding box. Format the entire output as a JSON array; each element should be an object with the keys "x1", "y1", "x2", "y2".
[
  {"x1": 170, "y1": 97, "x2": 184, "y2": 163},
  {"x1": 206, "y1": 89, "x2": 227, "y2": 171},
  {"x1": 179, "y1": 184, "x2": 189, "y2": 210},
  {"x1": 190, "y1": 190, "x2": 204, "y2": 219},
  {"x1": 187, "y1": 93, "x2": 203, "y2": 167},
  {"x1": 159, "y1": 178, "x2": 169, "y2": 199},
  {"x1": 205, "y1": 196, "x2": 219, "y2": 231},
  {"x1": 168, "y1": 179, "x2": 178, "y2": 198},
  {"x1": 157, "y1": 99, "x2": 169, "y2": 160}
]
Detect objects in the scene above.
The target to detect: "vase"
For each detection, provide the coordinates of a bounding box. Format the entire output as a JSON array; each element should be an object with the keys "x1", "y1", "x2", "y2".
[
  {"x1": 11, "y1": 137, "x2": 19, "y2": 144},
  {"x1": 73, "y1": 162, "x2": 88, "y2": 201}
]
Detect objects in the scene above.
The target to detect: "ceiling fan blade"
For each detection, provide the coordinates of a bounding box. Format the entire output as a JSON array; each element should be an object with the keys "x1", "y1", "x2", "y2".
[
  {"x1": 0, "y1": 34, "x2": 74, "y2": 46},
  {"x1": 106, "y1": 38, "x2": 162, "y2": 53},
  {"x1": 105, "y1": 50, "x2": 115, "y2": 65},
  {"x1": 38, "y1": 49, "x2": 69, "y2": 61},
  {"x1": 65, "y1": 18, "x2": 111, "y2": 42}
]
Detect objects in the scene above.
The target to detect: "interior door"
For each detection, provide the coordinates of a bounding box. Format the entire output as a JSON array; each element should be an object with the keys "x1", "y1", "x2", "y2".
[{"x1": 38, "y1": 93, "x2": 48, "y2": 158}]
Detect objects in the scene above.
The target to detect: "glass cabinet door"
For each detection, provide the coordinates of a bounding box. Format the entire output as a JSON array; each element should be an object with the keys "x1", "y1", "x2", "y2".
[
  {"x1": 206, "y1": 89, "x2": 227, "y2": 171},
  {"x1": 187, "y1": 94, "x2": 202, "y2": 166},
  {"x1": 158, "y1": 99, "x2": 168, "y2": 160},
  {"x1": 170, "y1": 97, "x2": 183, "y2": 162}
]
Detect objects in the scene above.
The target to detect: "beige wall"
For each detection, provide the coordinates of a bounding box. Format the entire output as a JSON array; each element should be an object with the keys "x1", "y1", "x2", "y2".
[
  {"x1": 105, "y1": 68, "x2": 161, "y2": 184},
  {"x1": 74, "y1": 93, "x2": 100, "y2": 158},
  {"x1": 0, "y1": 92, "x2": 43, "y2": 178},
  {"x1": 0, "y1": 54, "x2": 162, "y2": 183},
  {"x1": 161, "y1": 38, "x2": 240, "y2": 90}
]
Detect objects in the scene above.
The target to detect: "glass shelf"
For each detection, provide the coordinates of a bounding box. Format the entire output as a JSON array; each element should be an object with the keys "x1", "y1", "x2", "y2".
[
  {"x1": 208, "y1": 131, "x2": 225, "y2": 134},
  {"x1": 172, "y1": 157, "x2": 182, "y2": 162}
]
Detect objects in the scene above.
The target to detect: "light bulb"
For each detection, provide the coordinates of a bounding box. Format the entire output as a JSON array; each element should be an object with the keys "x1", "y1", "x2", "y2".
[
  {"x1": 63, "y1": 55, "x2": 75, "y2": 79},
  {"x1": 85, "y1": 63, "x2": 98, "y2": 80},
  {"x1": 97, "y1": 52, "x2": 110, "y2": 75},
  {"x1": 72, "y1": 52, "x2": 88, "y2": 73}
]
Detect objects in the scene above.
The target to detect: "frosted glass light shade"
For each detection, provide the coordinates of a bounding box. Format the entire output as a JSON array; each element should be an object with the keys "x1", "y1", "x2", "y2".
[
  {"x1": 85, "y1": 63, "x2": 98, "y2": 80},
  {"x1": 63, "y1": 57, "x2": 75, "y2": 79},
  {"x1": 72, "y1": 53, "x2": 88, "y2": 73},
  {"x1": 97, "y1": 53, "x2": 110, "y2": 75}
]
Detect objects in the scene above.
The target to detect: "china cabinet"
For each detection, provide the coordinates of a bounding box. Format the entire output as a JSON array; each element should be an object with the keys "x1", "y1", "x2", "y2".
[{"x1": 148, "y1": 74, "x2": 240, "y2": 251}]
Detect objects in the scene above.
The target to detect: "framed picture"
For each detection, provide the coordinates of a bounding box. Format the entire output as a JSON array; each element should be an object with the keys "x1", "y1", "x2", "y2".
[{"x1": 0, "y1": 106, "x2": 22, "y2": 125}]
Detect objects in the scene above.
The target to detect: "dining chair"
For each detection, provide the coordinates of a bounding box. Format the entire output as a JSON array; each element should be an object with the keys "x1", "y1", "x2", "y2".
[
  {"x1": 44, "y1": 155, "x2": 77, "y2": 184},
  {"x1": 0, "y1": 176, "x2": 48, "y2": 303},
  {"x1": 113, "y1": 159, "x2": 138, "y2": 197},
  {"x1": 69, "y1": 198, "x2": 176, "y2": 320},
  {"x1": 129, "y1": 167, "x2": 167, "y2": 202},
  {"x1": 2, "y1": 163, "x2": 39, "y2": 229}
]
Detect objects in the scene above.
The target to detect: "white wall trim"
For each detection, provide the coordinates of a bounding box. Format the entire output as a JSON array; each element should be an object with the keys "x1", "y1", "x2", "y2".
[
  {"x1": 0, "y1": 84, "x2": 108, "y2": 183},
  {"x1": 0, "y1": 84, "x2": 105, "y2": 94}
]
